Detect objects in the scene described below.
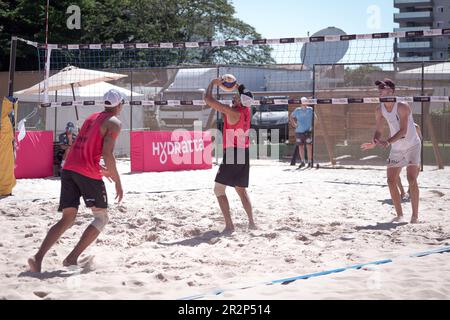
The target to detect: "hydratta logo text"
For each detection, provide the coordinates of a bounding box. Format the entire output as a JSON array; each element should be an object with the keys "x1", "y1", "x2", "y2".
[
  {"x1": 148, "y1": 123, "x2": 281, "y2": 166},
  {"x1": 152, "y1": 139, "x2": 205, "y2": 164}
]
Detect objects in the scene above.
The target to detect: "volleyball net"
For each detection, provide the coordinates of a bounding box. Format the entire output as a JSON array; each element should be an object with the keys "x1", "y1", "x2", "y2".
[{"x1": 9, "y1": 28, "x2": 450, "y2": 166}]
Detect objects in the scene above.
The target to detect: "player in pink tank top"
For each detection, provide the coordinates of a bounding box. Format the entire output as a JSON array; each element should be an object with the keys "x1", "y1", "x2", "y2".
[
  {"x1": 205, "y1": 77, "x2": 257, "y2": 234},
  {"x1": 28, "y1": 89, "x2": 124, "y2": 273}
]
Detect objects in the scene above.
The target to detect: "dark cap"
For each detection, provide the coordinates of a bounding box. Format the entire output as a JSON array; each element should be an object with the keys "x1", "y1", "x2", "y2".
[
  {"x1": 66, "y1": 121, "x2": 75, "y2": 132},
  {"x1": 375, "y1": 78, "x2": 395, "y2": 90}
]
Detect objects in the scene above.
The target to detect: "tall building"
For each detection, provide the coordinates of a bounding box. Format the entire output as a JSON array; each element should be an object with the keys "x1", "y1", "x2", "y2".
[{"x1": 394, "y1": 0, "x2": 450, "y2": 62}]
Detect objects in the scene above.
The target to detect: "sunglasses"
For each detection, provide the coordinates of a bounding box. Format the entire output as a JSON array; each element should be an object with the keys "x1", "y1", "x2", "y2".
[{"x1": 378, "y1": 84, "x2": 394, "y2": 90}]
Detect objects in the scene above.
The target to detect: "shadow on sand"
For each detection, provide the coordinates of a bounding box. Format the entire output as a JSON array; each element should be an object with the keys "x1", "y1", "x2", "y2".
[{"x1": 158, "y1": 230, "x2": 231, "y2": 247}]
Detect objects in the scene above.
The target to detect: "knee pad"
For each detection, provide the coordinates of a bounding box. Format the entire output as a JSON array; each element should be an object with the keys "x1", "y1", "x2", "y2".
[
  {"x1": 90, "y1": 210, "x2": 109, "y2": 232},
  {"x1": 214, "y1": 183, "x2": 227, "y2": 197}
]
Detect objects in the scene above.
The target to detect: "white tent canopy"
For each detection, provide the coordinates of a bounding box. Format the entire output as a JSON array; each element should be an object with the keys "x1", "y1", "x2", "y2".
[
  {"x1": 14, "y1": 65, "x2": 128, "y2": 95},
  {"x1": 15, "y1": 81, "x2": 143, "y2": 103}
]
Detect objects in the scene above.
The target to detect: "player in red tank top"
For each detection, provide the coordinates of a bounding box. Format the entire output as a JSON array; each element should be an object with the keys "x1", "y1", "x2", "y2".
[
  {"x1": 205, "y1": 77, "x2": 257, "y2": 234},
  {"x1": 28, "y1": 89, "x2": 124, "y2": 272}
]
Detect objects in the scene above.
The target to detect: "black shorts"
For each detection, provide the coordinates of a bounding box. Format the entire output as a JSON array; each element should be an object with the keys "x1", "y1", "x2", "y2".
[
  {"x1": 215, "y1": 148, "x2": 250, "y2": 188},
  {"x1": 295, "y1": 131, "x2": 313, "y2": 145},
  {"x1": 58, "y1": 170, "x2": 107, "y2": 212}
]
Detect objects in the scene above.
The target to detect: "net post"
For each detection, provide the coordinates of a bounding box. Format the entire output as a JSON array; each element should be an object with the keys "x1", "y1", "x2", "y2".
[
  {"x1": 130, "y1": 69, "x2": 133, "y2": 132},
  {"x1": 8, "y1": 36, "x2": 18, "y2": 97},
  {"x1": 216, "y1": 66, "x2": 220, "y2": 164},
  {"x1": 421, "y1": 61, "x2": 424, "y2": 172},
  {"x1": 311, "y1": 64, "x2": 316, "y2": 167}
]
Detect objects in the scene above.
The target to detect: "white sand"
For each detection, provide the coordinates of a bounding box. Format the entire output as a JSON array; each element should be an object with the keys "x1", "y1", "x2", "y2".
[{"x1": 0, "y1": 159, "x2": 449, "y2": 300}]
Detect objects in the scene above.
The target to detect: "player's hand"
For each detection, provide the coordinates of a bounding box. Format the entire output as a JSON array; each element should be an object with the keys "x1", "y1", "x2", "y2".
[
  {"x1": 100, "y1": 165, "x2": 113, "y2": 183},
  {"x1": 212, "y1": 78, "x2": 222, "y2": 86},
  {"x1": 360, "y1": 142, "x2": 376, "y2": 151},
  {"x1": 115, "y1": 182, "x2": 123, "y2": 203},
  {"x1": 376, "y1": 140, "x2": 390, "y2": 149}
]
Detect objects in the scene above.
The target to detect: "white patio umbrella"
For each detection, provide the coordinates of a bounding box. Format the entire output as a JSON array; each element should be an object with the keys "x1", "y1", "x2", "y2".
[
  {"x1": 15, "y1": 81, "x2": 143, "y2": 137},
  {"x1": 14, "y1": 65, "x2": 128, "y2": 120},
  {"x1": 15, "y1": 81, "x2": 143, "y2": 102}
]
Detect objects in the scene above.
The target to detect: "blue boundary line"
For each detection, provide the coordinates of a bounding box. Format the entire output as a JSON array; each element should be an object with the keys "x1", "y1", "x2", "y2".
[{"x1": 179, "y1": 246, "x2": 450, "y2": 300}]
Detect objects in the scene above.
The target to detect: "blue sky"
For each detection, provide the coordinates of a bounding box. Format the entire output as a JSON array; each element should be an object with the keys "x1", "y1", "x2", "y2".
[{"x1": 232, "y1": 0, "x2": 398, "y2": 38}]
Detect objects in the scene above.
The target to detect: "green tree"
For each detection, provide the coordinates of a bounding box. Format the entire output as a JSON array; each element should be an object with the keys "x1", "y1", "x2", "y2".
[
  {"x1": 344, "y1": 65, "x2": 384, "y2": 87},
  {"x1": 0, "y1": 0, "x2": 274, "y2": 71}
]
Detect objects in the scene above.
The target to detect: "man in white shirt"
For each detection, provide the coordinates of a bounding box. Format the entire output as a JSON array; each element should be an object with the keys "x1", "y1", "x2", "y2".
[{"x1": 361, "y1": 79, "x2": 421, "y2": 224}]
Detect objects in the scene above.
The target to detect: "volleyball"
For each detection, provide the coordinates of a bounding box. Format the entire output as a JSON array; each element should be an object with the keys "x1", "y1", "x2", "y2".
[{"x1": 220, "y1": 74, "x2": 237, "y2": 91}]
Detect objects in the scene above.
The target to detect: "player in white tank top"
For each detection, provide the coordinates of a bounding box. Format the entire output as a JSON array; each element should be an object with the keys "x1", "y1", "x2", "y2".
[
  {"x1": 380, "y1": 102, "x2": 420, "y2": 151},
  {"x1": 361, "y1": 79, "x2": 421, "y2": 224}
]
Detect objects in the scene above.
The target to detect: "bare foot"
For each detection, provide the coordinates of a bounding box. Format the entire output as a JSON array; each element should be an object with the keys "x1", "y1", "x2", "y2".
[
  {"x1": 221, "y1": 227, "x2": 235, "y2": 235},
  {"x1": 28, "y1": 256, "x2": 42, "y2": 273},
  {"x1": 62, "y1": 258, "x2": 78, "y2": 268},
  {"x1": 410, "y1": 216, "x2": 419, "y2": 224},
  {"x1": 391, "y1": 216, "x2": 404, "y2": 223},
  {"x1": 248, "y1": 223, "x2": 258, "y2": 230}
]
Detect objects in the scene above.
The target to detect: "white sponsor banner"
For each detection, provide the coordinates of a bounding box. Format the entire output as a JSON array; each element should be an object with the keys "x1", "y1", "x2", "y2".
[
  {"x1": 332, "y1": 98, "x2": 349, "y2": 105},
  {"x1": 239, "y1": 40, "x2": 253, "y2": 46},
  {"x1": 185, "y1": 42, "x2": 199, "y2": 48},
  {"x1": 274, "y1": 99, "x2": 289, "y2": 105},
  {"x1": 396, "y1": 97, "x2": 414, "y2": 103},
  {"x1": 356, "y1": 34, "x2": 373, "y2": 40},
  {"x1": 295, "y1": 37, "x2": 310, "y2": 43},
  {"x1": 167, "y1": 100, "x2": 181, "y2": 106},
  {"x1": 142, "y1": 100, "x2": 155, "y2": 106},
  {"x1": 135, "y1": 43, "x2": 149, "y2": 49},
  {"x1": 431, "y1": 96, "x2": 450, "y2": 103},
  {"x1": 304, "y1": 99, "x2": 317, "y2": 105},
  {"x1": 160, "y1": 43, "x2": 174, "y2": 48},
  {"x1": 267, "y1": 39, "x2": 281, "y2": 45},
  {"x1": 325, "y1": 35, "x2": 341, "y2": 42},
  {"x1": 211, "y1": 41, "x2": 225, "y2": 47},
  {"x1": 193, "y1": 100, "x2": 206, "y2": 106},
  {"x1": 364, "y1": 97, "x2": 380, "y2": 104},
  {"x1": 390, "y1": 32, "x2": 405, "y2": 38},
  {"x1": 424, "y1": 29, "x2": 443, "y2": 36}
]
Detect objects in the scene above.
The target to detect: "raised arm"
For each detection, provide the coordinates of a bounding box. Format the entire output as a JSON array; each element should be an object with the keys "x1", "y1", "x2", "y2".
[{"x1": 204, "y1": 79, "x2": 240, "y2": 119}]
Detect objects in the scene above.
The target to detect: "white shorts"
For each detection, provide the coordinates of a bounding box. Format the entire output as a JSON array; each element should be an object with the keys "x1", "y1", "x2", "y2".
[{"x1": 387, "y1": 143, "x2": 421, "y2": 168}]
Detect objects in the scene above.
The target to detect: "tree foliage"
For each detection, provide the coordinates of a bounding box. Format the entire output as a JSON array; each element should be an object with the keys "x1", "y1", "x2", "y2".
[{"x1": 0, "y1": 0, "x2": 274, "y2": 71}]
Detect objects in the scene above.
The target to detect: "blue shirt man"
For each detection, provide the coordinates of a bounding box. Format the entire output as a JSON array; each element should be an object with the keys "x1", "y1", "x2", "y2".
[
  {"x1": 292, "y1": 106, "x2": 313, "y2": 133},
  {"x1": 290, "y1": 97, "x2": 314, "y2": 168}
]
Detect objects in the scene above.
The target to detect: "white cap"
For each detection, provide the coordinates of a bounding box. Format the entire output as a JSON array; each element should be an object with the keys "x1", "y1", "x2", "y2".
[
  {"x1": 240, "y1": 94, "x2": 254, "y2": 107},
  {"x1": 301, "y1": 97, "x2": 308, "y2": 104},
  {"x1": 104, "y1": 89, "x2": 126, "y2": 108}
]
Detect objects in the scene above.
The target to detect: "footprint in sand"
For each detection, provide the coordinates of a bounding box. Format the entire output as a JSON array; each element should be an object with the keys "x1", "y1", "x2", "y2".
[
  {"x1": 263, "y1": 233, "x2": 278, "y2": 239},
  {"x1": 429, "y1": 190, "x2": 445, "y2": 197},
  {"x1": 64, "y1": 255, "x2": 96, "y2": 274},
  {"x1": 33, "y1": 291, "x2": 50, "y2": 298}
]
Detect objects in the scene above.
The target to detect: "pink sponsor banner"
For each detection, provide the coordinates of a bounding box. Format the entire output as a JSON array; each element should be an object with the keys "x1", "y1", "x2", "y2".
[
  {"x1": 131, "y1": 131, "x2": 212, "y2": 172},
  {"x1": 14, "y1": 131, "x2": 53, "y2": 179}
]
